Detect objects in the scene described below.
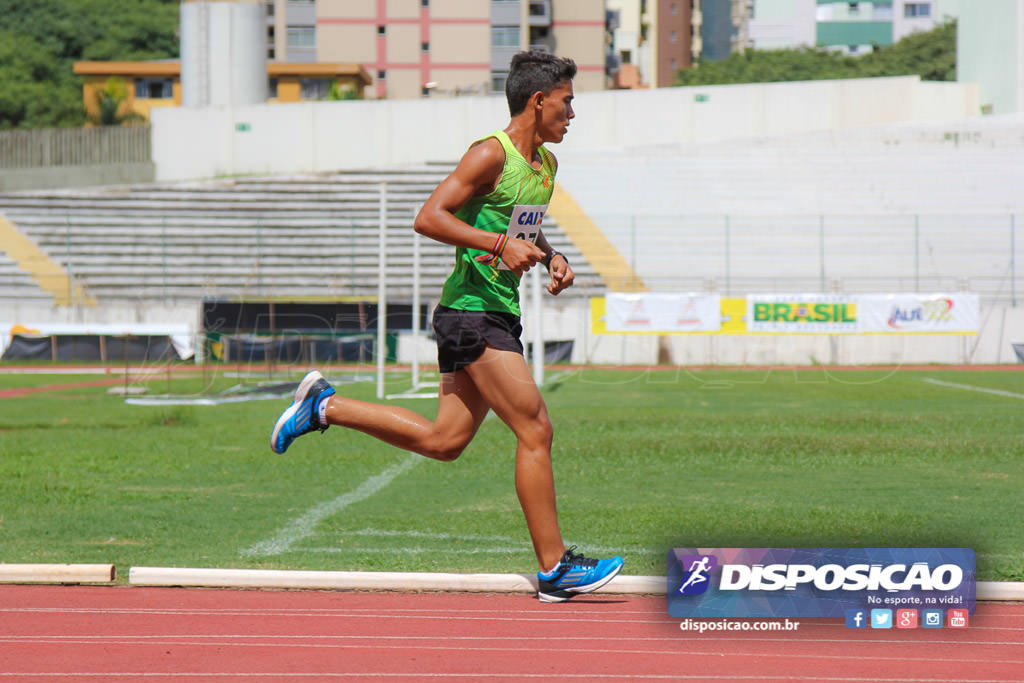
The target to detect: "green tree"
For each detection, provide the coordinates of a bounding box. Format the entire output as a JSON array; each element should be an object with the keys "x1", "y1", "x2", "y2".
[
  {"x1": 327, "y1": 82, "x2": 363, "y2": 101},
  {"x1": 676, "y1": 20, "x2": 956, "y2": 86},
  {"x1": 0, "y1": 0, "x2": 179, "y2": 129}
]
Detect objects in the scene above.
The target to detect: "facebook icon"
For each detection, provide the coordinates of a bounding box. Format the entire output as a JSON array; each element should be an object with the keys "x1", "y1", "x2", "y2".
[{"x1": 845, "y1": 609, "x2": 867, "y2": 629}]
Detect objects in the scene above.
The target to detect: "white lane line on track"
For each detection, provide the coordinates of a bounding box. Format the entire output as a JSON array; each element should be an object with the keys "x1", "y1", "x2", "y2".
[
  {"x1": 0, "y1": 676, "x2": 1018, "y2": 681},
  {"x1": 241, "y1": 453, "x2": 420, "y2": 557},
  {"x1": 922, "y1": 378, "x2": 1024, "y2": 400},
  {"x1": 3, "y1": 607, "x2": 1023, "y2": 630},
  {"x1": 3, "y1": 634, "x2": 1024, "y2": 647},
  {"x1": 4, "y1": 637, "x2": 1024, "y2": 665}
]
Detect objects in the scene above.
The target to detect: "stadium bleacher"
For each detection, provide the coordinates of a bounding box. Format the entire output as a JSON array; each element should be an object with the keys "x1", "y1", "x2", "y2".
[
  {"x1": 556, "y1": 124, "x2": 1024, "y2": 300},
  {"x1": 0, "y1": 251, "x2": 54, "y2": 303},
  {"x1": 0, "y1": 167, "x2": 602, "y2": 305}
]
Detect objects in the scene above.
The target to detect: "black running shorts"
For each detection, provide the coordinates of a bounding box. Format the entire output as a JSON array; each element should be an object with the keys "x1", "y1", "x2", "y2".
[{"x1": 432, "y1": 305, "x2": 524, "y2": 374}]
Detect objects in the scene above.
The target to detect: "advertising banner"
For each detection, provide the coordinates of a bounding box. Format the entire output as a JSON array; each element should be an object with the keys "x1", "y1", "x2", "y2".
[
  {"x1": 858, "y1": 294, "x2": 980, "y2": 333},
  {"x1": 604, "y1": 293, "x2": 721, "y2": 332},
  {"x1": 667, "y1": 547, "x2": 976, "y2": 620},
  {"x1": 746, "y1": 294, "x2": 858, "y2": 333}
]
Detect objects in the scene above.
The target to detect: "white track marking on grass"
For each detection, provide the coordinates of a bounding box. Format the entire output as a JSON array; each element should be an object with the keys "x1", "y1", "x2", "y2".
[
  {"x1": 242, "y1": 453, "x2": 420, "y2": 557},
  {"x1": 922, "y1": 378, "x2": 1024, "y2": 400},
  {"x1": 325, "y1": 528, "x2": 659, "y2": 556}
]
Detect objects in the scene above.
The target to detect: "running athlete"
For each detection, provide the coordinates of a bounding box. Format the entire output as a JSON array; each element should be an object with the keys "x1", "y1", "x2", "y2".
[{"x1": 271, "y1": 51, "x2": 623, "y2": 603}]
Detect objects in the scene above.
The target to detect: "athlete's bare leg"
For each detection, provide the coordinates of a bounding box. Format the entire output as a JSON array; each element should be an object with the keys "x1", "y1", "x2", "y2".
[
  {"x1": 321, "y1": 346, "x2": 566, "y2": 571},
  {"x1": 321, "y1": 370, "x2": 489, "y2": 462},
  {"x1": 463, "y1": 346, "x2": 566, "y2": 572}
]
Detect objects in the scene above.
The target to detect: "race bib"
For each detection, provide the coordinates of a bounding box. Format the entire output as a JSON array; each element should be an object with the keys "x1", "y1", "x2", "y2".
[{"x1": 498, "y1": 204, "x2": 548, "y2": 270}]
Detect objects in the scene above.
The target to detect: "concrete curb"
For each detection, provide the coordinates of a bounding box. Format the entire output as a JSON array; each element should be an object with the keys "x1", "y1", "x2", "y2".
[
  {"x1": 0, "y1": 564, "x2": 116, "y2": 584},
  {"x1": 127, "y1": 567, "x2": 1023, "y2": 601}
]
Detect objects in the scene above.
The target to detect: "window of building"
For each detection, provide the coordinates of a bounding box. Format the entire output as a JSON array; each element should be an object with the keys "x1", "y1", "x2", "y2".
[
  {"x1": 378, "y1": 69, "x2": 386, "y2": 80},
  {"x1": 422, "y1": 41, "x2": 429, "y2": 52},
  {"x1": 300, "y1": 78, "x2": 332, "y2": 100},
  {"x1": 848, "y1": 1, "x2": 860, "y2": 15},
  {"x1": 904, "y1": 2, "x2": 931, "y2": 17},
  {"x1": 491, "y1": 26, "x2": 520, "y2": 47},
  {"x1": 268, "y1": 78, "x2": 278, "y2": 99},
  {"x1": 491, "y1": 72, "x2": 508, "y2": 94},
  {"x1": 377, "y1": 25, "x2": 386, "y2": 35},
  {"x1": 670, "y1": 30, "x2": 677, "y2": 43},
  {"x1": 287, "y1": 26, "x2": 315, "y2": 48},
  {"x1": 421, "y1": 0, "x2": 429, "y2": 6},
  {"x1": 134, "y1": 78, "x2": 174, "y2": 99},
  {"x1": 670, "y1": 3, "x2": 677, "y2": 15}
]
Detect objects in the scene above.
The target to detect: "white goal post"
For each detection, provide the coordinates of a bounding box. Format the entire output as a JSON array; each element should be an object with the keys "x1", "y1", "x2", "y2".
[{"x1": 375, "y1": 183, "x2": 544, "y2": 400}]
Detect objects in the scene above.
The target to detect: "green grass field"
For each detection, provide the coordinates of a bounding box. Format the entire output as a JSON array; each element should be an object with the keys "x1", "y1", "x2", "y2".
[{"x1": 1, "y1": 365, "x2": 1021, "y2": 582}]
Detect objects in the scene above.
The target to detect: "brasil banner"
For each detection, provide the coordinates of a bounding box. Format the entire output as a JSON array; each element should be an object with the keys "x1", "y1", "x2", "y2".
[{"x1": 746, "y1": 294, "x2": 858, "y2": 333}]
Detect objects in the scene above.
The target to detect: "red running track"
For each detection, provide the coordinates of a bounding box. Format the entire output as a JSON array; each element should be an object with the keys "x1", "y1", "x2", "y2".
[{"x1": 0, "y1": 585, "x2": 1021, "y2": 682}]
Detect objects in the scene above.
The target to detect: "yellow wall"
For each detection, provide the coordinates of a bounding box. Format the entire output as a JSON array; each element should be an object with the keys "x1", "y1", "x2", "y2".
[{"x1": 81, "y1": 76, "x2": 181, "y2": 123}]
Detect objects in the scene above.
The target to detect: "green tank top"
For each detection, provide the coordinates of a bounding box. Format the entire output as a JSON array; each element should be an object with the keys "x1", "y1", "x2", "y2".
[{"x1": 438, "y1": 129, "x2": 557, "y2": 316}]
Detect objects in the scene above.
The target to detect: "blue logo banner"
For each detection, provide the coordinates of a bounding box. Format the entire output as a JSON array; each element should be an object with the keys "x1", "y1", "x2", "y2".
[{"x1": 667, "y1": 548, "x2": 976, "y2": 618}]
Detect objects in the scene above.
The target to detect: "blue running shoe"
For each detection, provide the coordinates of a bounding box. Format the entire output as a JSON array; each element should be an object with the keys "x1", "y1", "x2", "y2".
[
  {"x1": 536, "y1": 546, "x2": 624, "y2": 603},
  {"x1": 270, "y1": 370, "x2": 336, "y2": 454}
]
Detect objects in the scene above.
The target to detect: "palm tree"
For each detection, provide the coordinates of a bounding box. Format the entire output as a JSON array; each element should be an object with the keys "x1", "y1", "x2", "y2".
[{"x1": 88, "y1": 78, "x2": 144, "y2": 126}]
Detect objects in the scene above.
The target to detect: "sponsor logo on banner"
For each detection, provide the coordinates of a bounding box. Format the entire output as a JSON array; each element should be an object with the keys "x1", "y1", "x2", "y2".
[
  {"x1": 605, "y1": 293, "x2": 721, "y2": 332},
  {"x1": 887, "y1": 298, "x2": 955, "y2": 329},
  {"x1": 746, "y1": 295, "x2": 858, "y2": 333},
  {"x1": 860, "y1": 294, "x2": 979, "y2": 333},
  {"x1": 666, "y1": 548, "x2": 976, "y2": 619}
]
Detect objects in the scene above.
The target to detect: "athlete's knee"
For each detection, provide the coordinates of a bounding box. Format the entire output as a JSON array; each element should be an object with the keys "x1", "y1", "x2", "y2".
[
  {"x1": 422, "y1": 429, "x2": 473, "y2": 462},
  {"x1": 517, "y1": 412, "x2": 553, "y2": 450}
]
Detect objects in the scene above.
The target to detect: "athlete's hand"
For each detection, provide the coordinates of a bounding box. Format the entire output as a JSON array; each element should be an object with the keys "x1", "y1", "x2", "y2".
[
  {"x1": 501, "y1": 238, "x2": 545, "y2": 275},
  {"x1": 546, "y1": 254, "x2": 574, "y2": 295}
]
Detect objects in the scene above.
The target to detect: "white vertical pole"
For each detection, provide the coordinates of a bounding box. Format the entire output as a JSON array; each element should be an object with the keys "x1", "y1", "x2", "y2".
[
  {"x1": 376, "y1": 182, "x2": 387, "y2": 399},
  {"x1": 531, "y1": 265, "x2": 543, "y2": 386},
  {"x1": 411, "y1": 226, "x2": 421, "y2": 389}
]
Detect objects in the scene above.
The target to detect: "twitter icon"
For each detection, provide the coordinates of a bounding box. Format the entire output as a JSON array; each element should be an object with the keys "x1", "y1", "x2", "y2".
[{"x1": 871, "y1": 609, "x2": 893, "y2": 629}]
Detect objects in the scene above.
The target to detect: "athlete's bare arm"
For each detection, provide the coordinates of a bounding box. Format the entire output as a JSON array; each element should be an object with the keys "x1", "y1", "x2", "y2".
[
  {"x1": 414, "y1": 139, "x2": 545, "y2": 275},
  {"x1": 535, "y1": 230, "x2": 574, "y2": 295}
]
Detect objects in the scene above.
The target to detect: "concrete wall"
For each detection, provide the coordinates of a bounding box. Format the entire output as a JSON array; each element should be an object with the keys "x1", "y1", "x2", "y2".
[
  {"x1": 0, "y1": 163, "x2": 155, "y2": 192},
  {"x1": 390, "y1": 299, "x2": 1024, "y2": 366},
  {"x1": 7, "y1": 294, "x2": 1018, "y2": 366},
  {"x1": 150, "y1": 76, "x2": 980, "y2": 181}
]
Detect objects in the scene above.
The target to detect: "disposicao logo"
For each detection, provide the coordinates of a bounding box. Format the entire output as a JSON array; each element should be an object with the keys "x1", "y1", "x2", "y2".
[
  {"x1": 667, "y1": 548, "x2": 976, "y2": 619},
  {"x1": 676, "y1": 554, "x2": 717, "y2": 596}
]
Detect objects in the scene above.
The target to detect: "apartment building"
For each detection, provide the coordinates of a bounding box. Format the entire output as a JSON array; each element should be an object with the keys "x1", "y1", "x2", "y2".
[
  {"x1": 748, "y1": 0, "x2": 959, "y2": 55},
  {"x1": 270, "y1": 0, "x2": 605, "y2": 99},
  {"x1": 605, "y1": 0, "x2": 695, "y2": 88}
]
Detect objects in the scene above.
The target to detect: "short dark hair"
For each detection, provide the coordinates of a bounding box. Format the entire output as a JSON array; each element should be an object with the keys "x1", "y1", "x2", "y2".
[{"x1": 505, "y1": 51, "x2": 577, "y2": 116}]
